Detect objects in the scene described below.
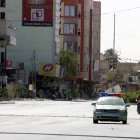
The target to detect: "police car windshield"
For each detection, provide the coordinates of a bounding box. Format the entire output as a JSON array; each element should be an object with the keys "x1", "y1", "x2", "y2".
[{"x1": 97, "y1": 97, "x2": 125, "y2": 106}]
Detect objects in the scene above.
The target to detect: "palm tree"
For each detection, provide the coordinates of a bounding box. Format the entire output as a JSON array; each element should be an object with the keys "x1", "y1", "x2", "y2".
[
  {"x1": 103, "y1": 48, "x2": 118, "y2": 60},
  {"x1": 138, "y1": 61, "x2": 140, "y2": 66},
  {"x1": 103, "y1": 48, "x2": 119, "y2": 69}
]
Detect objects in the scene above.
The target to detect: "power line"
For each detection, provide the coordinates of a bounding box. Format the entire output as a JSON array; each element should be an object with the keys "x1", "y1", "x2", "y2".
[
  {"x1": 119, "y1": 57, "x2": 139, "y2": 62},
  {"x1": 5, "y1": 6, "x2": 140, "y2": 23},
  {"x1": 100, "y1": 6, "x2": 140, "y2": 16}
]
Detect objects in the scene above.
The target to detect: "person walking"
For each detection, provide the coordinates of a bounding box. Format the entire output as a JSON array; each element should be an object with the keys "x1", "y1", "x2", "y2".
[{"x1": 137, "y1": 94, "x2": 140, "y2": 114}]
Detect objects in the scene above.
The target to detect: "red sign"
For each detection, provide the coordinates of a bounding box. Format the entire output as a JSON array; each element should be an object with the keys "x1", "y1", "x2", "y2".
[
  {"x1": 115, "y1": 74, "x2": 123, "y2": 79},
  {"x1": 22, "y1": 0, "x2": 53, "y2": 26},
  {"x1": 43, "y1": 64, "x2": 54, "y2": 72},
  {"x1": 6, "y1": 60, "x2": 12, "y2": 69}
]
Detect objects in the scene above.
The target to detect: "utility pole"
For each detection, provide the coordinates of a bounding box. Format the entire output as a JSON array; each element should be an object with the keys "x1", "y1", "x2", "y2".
[
  {"x1": 31, "y1": 57, "x2": 34, "y2": 92},
  {"x1": 113, "y1": 13, "x2": 115, "y2": 53},
  {"x1": 112, "y1": 13, "x2": 116, "y2": 93},
  {"x1": 33, "y1": 50, "x2": 36, "y2": 97},
  {"x1": 4, "y1": 41, "x2": 9, "y2": 74}
]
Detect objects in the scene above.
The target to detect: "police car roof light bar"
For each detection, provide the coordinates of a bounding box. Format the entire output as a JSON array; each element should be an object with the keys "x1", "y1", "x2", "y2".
[{"x1": 99, "y1": 92, "x2": 122, "y2": 97}]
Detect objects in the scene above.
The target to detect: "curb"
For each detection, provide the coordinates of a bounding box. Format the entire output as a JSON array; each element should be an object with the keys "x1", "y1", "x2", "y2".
[{"x1": 0, "y1": 101, "x2": 15, "y2": 104}]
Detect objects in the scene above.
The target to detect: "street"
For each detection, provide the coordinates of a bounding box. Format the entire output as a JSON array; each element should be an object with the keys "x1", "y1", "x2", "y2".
[{"x1": 0, "y1": 100, "x2": 140, "y2": 140}]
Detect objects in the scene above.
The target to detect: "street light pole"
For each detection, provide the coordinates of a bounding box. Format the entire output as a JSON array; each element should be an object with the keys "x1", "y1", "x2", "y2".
[
  {"x1": 113, "y1": 13, "x2": 115, "y2": 53},
  {"x1": 0, "y1": 35, "x2": 9, "y2": 75},
  {"x1": 33, "y1": 49, "x2": 36, "y2": 98},
  {"x1": 125, "y1": 77, "x2": 128, "y2": 103},
  {"x1": 4, "y1": 41, "x2": 9, "y2": 75},
  {"x1": 112, "y1": 13, "x2": 116, "y2": 93}
]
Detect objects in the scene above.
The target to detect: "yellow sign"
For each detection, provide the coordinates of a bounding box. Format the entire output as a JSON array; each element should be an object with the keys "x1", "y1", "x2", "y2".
[
  {"x1": 39, "y1": 63, "x2": 56, "y2": 77},
  {"x1": 106, "y1": 68, "x2": 117, "y2": 80}
]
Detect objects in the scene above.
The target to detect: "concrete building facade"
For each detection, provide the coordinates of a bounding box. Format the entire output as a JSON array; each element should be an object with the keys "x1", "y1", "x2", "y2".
[
  {"x1": 1, "y1": 0, "x2": 61, "y2": 71},
  {"x1": 60, "y1": 0, "x2": 101, "y2": 82},
  {"x1": 0, "y1": 0, "x2": 101, "y2": 95}
]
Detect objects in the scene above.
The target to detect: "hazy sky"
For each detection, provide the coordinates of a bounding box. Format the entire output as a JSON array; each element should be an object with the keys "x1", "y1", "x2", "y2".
[{"x1": 100, "y1": 0, "x2": 140, "y2": 62}]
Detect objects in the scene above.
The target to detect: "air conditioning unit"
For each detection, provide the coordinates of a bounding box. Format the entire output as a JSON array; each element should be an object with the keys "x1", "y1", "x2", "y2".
[
  {"x1": 78, "y1": 11, "x2": 81, "y2": 17},
  {"x1": 78, "y1": 29, "x2": 81, "y2": 35}
]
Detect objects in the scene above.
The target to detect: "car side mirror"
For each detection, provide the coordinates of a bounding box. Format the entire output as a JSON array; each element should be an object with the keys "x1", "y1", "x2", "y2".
[
  {"x1": 91, "y1": 103, "x2": 96, "y2": 106},
  {"x1": 125, "y1": 104, "x2": 130, "y2": 107}
]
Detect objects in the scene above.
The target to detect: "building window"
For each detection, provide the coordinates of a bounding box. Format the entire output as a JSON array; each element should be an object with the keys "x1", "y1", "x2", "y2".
[
  {"x1": 78, "y1": 11, "x2": 81, "y2": 17},
  {"x1": 84, "y1": 64, "x2": 89, "y2": 71},
  {"x1": 77, "y1": 64, "x2": 80, "y2": 71},
  {"x1": 1, "y1": 52, "x2": 4, "y2": 63},
  {"x1": 0, "y1": 12, "x2": 5, "y2": 19},
  {"x1": 78, "y1": 46, "x2": 80, "y2": 52},
  {"x1": 64, "y1": 24, "x2": 75, "y2": 34},
  {"x1": 78, "y1": 29, "x2": 81, "y2": 35},
  {"x1": 65, "y1": 6, "x2": 75, "y2": 16},
  {"x1": 64, "y1": 42, "x2": 76, "y2": 52},
  {"x1": 0, "y1": 0, "x2": 5, "y2": 7}
]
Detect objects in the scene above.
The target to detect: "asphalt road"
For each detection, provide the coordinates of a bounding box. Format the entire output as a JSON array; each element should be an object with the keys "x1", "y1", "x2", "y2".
[{"x1": 0, "y1": 100, "x2": 139, "y2": 140}]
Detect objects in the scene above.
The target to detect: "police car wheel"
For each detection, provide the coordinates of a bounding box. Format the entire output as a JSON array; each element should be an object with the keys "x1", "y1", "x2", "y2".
[
  {"x1": 93, "y1": 119, "x2": 98, "y2": 124},
  {"x1": 122, "y1": 120, "x2": 127, "y2": 124},
  {"x1": 137, "y1": 104, "x2": 140, "y2": 114},
  {"x1": 137, "y1": 110, "x2": 140, "y2": 114}
]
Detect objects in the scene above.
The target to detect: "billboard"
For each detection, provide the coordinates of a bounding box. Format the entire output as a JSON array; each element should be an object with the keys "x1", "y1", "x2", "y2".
[
  {"x1": 22, "y1": 0, "x2": 53, "y2": 26},
  {"x1": 39, "y1": 63, "x2": 60, "y2": 77},
  {"x1": 7, "y1": 27, "x2": 16, "y2": 46}
]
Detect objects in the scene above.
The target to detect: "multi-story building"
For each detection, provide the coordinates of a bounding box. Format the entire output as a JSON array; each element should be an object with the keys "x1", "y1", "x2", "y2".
[
  {"x1": 6, "y1": 0, "x2": 60, "y2": 69},
  {"x1": 0, "y1": 0, "x2": 6, "y2": 72},
  {"x1": 0, "y1": 0, "x2": 61, "y2": 85},
  {"x1": 0, "y1": 0, "x2": 101, "y2": 96},
  {"x1": 60, "y1": 0, "x2": 101, "y2": 93}
]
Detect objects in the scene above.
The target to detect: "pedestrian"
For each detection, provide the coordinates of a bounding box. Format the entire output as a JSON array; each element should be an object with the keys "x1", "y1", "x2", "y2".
[
  {"x1": 137, "y1": 93, "x2": 140, "y2": 114},
  {"x1": 63, "y1": 89, "x2": 67, "y2": 99},
  {"x1": 137, "y1": 94, "x2": 140, "y2": 101}
]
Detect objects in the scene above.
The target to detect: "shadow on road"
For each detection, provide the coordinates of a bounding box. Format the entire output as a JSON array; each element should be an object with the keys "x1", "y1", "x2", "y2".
[
  {"x1": 0, "y1": 132, "x2": 140, "y2": 139},
  {"x1": 96, "y1": 122, "x2": 126, "y2": 125}
]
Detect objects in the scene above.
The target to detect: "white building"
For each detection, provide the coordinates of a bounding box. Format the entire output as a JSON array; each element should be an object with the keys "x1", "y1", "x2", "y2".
[{"x1": 0, "y1": 0, "x2": 60, "y2": 72}]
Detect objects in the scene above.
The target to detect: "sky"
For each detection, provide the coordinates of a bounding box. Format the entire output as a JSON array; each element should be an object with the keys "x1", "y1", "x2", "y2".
[{"x1": 100, "y1": 0, "x2": 140, "y2": 62}]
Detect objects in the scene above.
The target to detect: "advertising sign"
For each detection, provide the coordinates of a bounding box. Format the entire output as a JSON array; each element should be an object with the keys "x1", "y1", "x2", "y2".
[
  {"x1": 94, "y1": 60, "x2": 99, "y2": 71},
  {"x1": 7, "y1": 27, "x2": 16, "y2": 46},
  {"x1": 22, "y1": 0, "x2": 53, "y2": 26},
  {"x1": 39, "y1": 63, "x2": 60, "y2": 77},
  {"x1": 6, "y1": 60, "x2": 12, "y2": 69}
]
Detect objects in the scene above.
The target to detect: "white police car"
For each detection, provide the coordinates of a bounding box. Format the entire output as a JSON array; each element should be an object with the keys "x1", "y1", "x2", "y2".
[{"x1": 91, "y1": 92, "x2": 130, "y2": 124}]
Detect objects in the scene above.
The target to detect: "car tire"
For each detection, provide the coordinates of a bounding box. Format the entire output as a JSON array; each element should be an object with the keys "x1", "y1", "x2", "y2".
[
  {"x1": 93, "y1": 118, "x2": 98, "y2": 124},
  {"x1": 122, "y1": 120, "x2": 127, "y2": 124},
  {"x1": 137, "y1": 103, "x2": 140, "y2": 114}
]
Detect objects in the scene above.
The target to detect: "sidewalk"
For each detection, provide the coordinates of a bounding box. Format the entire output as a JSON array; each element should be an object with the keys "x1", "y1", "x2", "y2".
[{"x1": 0, "y1": 101, "x2": 15, "y2": 104}]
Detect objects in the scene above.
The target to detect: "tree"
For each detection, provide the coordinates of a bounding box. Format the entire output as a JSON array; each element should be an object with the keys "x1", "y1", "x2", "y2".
[
  {"x1": 103, "y1": 48, "x2": 119, "y2": 69},
  {"x1": 138, "y1": 61, "x2": 140, "y2": 66},
  {"x1": 73, "y1": 89, "x2": 80, "y2": 98},
  {"x1": 0, "y1": 87, "x2": 9, "y2": 100},
  {"x1": 38, "y1": 89, "x2": 45, "y2": 98},
  {"x1": 103, "y1": 48, "x2": 118, "y2": 60},
  {"x1": 67, "y1": 89, "x2": 72, "y2": 100},
  {"x1": 60, "y1": 49, "x2": 77, "y2": 79}
]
